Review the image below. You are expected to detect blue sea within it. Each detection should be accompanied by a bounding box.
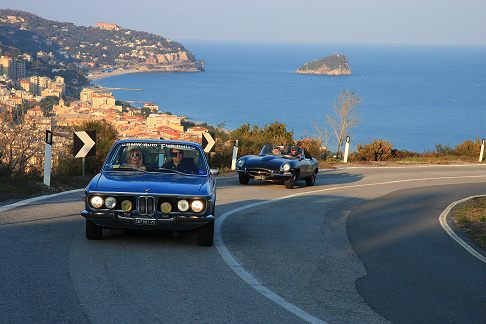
[95,41,486,152]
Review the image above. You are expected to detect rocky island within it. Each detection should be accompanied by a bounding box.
[296,54,351,76]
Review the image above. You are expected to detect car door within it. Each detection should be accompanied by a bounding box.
[299,150,312,177]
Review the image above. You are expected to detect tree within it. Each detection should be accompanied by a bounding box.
[57,120,119,176]
[326,91,361,157]
[0,108,44,176]
[77,120,118,175]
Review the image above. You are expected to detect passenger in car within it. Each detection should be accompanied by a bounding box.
[121,148,146,170]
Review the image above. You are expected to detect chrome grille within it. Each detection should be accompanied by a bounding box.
[138,196,155,216]
[248,168,273,177]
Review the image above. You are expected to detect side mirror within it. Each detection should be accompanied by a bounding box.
[210,168,219,176]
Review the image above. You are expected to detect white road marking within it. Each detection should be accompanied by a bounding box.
[334,164,486,170]
[439,196,486,264]
[0,189,84,213]
[216,174,486,323]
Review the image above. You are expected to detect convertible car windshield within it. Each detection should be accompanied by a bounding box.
[259,144,302,159]
[102,142,208,175]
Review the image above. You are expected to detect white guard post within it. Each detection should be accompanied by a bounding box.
[231,140,239,170]
[43,130,53,186]
[343,136,350,163]
[480,139,485,162]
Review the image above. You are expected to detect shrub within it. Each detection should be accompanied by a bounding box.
[391,149,420,159]
[434,144,455,156]
[356,139,393,161]
[455,139,481,157]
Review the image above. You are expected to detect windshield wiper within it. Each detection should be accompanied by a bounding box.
[107,167,147,172]
[155,167,186,175]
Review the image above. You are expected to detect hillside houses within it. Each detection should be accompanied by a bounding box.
[51,87,208,141]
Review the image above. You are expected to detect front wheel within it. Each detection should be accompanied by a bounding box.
[306,173,316,186]
[197,222,214,246]
[284,173,296,189]
[239,174,250,185]
[86,220,103,240]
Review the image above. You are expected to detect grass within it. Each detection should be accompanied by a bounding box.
[452,197,486,248]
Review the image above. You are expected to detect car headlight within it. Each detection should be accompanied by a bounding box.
[104,196,116,209]
[90,196,103,208]
[121,200,133,212]
[160,202,172,213]
[177,199,189,212]
[282,163,291,172]
[191,200,204,213]
[236,159,244,168]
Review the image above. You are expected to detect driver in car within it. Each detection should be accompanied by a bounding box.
[288,146,299,158]
[162,148,196,173]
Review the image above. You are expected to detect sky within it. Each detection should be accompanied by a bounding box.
[1,0,485,44]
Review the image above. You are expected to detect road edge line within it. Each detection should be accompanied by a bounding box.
[439,196,486,264]
[0,188,85,213]
[215,199,326,324]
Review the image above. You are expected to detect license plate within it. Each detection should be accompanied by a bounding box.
[254,175,266,180]
[134,218,157,225]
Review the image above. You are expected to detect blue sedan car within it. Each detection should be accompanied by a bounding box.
[81,139,217,246]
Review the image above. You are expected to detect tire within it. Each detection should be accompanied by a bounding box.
[306,172,316,186]
[197,222,214,246]
[285,173,296,189]
[86,219,103,240]
[239,174,250,185]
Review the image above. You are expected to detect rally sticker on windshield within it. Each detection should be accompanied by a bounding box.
[120,143,196,150]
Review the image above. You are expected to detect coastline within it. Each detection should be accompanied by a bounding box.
[89,69,142,82]
[88,62,205,82]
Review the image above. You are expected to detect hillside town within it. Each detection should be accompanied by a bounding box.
[0,52,209,173]
[0,10,204,75]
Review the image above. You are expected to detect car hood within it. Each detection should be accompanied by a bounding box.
[88,172,213,196]
[241,155,290,170]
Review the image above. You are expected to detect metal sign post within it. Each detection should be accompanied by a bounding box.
[82,157,86,177]
[43,130,53,186]
[231,140,239,170]
[480,139,485,162]
[343,136,350,163]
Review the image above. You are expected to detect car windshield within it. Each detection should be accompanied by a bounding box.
[103,142,208,175]
[259,144,303,159]
[260,144,286,156]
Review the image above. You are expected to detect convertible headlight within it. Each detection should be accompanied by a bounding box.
[121,200,133,212]
[104,196,116,209]
[282,163,291,172]
[160,202,172,214]
[177,199,190,212]
[90,196,103,208]
[236,159,244,168]
[191,200,204,213]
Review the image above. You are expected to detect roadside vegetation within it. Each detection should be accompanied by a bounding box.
[451,197,486,248]
[1,90,485,223]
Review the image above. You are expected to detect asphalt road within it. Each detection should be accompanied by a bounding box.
[1,165,485,323]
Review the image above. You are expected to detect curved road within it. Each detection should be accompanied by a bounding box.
[0,165,485,323]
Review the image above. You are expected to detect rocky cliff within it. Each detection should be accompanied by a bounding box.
[296,54,351,76]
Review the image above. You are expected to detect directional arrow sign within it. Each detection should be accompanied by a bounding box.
[202,132,216,153]
[73,131,96,158]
